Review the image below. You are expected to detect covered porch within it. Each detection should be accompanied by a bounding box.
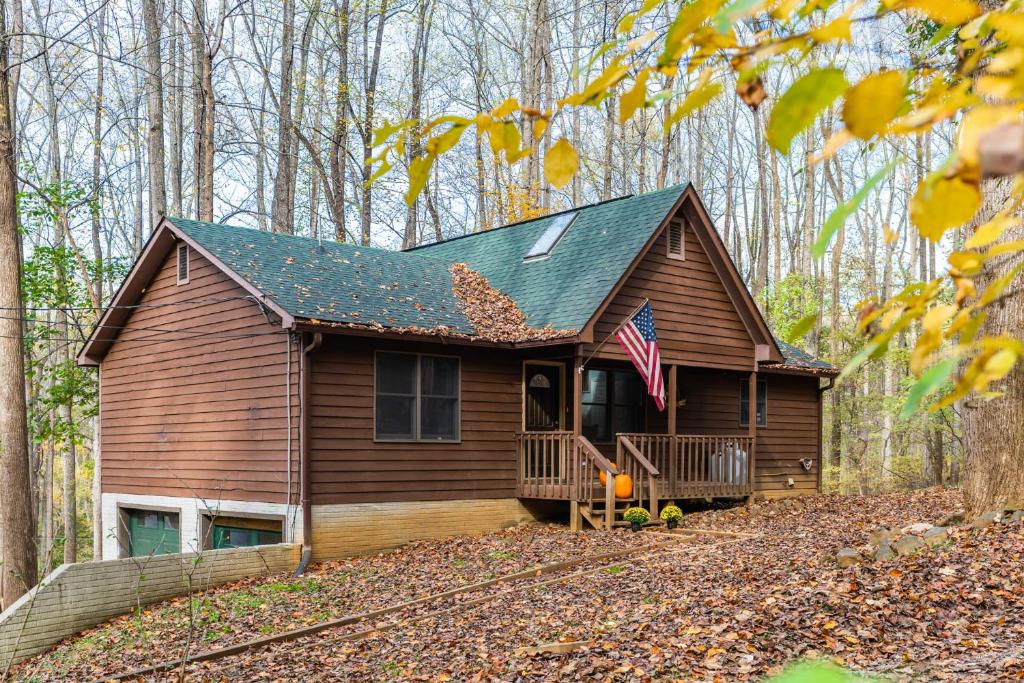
[515,356,758,529]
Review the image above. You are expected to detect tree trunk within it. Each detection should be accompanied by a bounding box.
[963,177,1024,515]
[359,0,388,246]
[143,0,166,231]
[271,0,296,234]
[0,6,36,607]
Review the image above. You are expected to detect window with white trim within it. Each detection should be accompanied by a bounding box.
[176,243,190,284]
[375,352,460,441]
[666,221,684,260]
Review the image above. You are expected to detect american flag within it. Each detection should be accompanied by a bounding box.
[614,301,666,411]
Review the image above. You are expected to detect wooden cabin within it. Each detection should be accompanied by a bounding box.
[78,185,837,561]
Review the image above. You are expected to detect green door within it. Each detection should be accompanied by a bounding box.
[127,509,180,557]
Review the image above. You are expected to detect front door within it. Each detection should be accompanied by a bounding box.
[524,363,563,431]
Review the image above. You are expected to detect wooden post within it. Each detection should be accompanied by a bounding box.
[605,474,615,531]
[573,351,584,531]
[747,370,757,505]
[667,364,677,435]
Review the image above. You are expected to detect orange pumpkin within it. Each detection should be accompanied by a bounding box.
[599,469,608,487]
[614,473,633,499]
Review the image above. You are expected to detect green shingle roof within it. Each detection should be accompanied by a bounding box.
[411,185,685,330]
[169,218,476,333]
[170,185,686,336]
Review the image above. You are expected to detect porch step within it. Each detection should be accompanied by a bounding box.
[578,499,644,530]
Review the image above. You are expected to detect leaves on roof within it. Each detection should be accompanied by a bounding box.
[449,262,577,342]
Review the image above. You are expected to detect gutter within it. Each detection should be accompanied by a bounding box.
[295,331,323,576]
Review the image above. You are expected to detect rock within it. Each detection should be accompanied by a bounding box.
[868,527,895,546]
[837,547,862,568]
[895,535,926,556]
[938,511,965,527]
[923,526,949,546]
[972,510,1003,529]
[902,522,933,535]
[874,540,895,562]
[1009,510,1024,525]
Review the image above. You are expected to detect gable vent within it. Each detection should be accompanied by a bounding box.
[176,243,190,284]
[667,221,684,260]
[524,211,578,261]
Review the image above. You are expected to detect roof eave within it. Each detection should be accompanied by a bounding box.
[292,319,581,349]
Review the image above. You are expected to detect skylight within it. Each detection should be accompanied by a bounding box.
[524,212,578,261]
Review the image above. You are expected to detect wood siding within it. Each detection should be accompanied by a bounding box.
[585,219,756,371]
[309,337,525,505]
[99,247,298,503]
[676,367,820,495]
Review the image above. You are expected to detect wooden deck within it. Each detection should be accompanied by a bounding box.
[515,431,754,519]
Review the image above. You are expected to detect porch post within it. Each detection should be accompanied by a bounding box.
[747,370,757,504]
[571,349,584,531]
[667,364,677,435]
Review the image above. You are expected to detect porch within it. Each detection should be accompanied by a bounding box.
[514,432,753,529]
[516,357,758,530]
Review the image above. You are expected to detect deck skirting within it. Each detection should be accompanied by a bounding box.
[310,498,541,560]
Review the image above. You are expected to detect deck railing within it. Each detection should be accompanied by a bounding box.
[516,432,753,509]
[616,433,754,499]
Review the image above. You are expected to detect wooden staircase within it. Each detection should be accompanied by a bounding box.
[578,498,636,530]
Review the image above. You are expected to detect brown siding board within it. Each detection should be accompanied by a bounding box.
[679,368,820,495]
[309,337,523,505]
[585,221,756,371]
[100,247,297,504]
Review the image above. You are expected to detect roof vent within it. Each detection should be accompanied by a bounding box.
[524,212,578,261]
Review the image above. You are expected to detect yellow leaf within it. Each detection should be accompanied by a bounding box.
[842,71,906,140]
[544,138,578,189]
[488,121,522,161]
[988,11,1024,44]
[978,348,1019,387]
[902,0,980,25]
[910,174,981,241]
[883,224,899,245]
[922,304,956,335]
[405,154,434,206]
[667,78,722,130]
[810,15,852,43]
[823,620,838,630]
[767,68,849,153]
[812,129,852,164]
[965,214,1017,249]
[491,97,520,119]
[957,105,1020,168]
[979,261,1024,306]
[620,70,650,124]
[532,118,548,141]
[949,250,982,274]
[954,277,976,305]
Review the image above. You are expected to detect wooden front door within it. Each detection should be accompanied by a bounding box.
[524,363,564,431]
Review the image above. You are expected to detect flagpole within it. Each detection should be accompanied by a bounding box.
[577,298,650,373]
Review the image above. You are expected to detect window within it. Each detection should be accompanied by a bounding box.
[582,368,646,444]
[739,380,767,428]
[666,221,684,260]
[524,212,578,261]
[212,525,283,549]
[176,243,190,284]
[124,508,180,557]
[375,352,460,441]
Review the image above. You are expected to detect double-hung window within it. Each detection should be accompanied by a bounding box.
[375,352,460,441]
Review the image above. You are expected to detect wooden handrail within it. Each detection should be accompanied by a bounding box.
[577,435,618,474]
[616,435,660,477]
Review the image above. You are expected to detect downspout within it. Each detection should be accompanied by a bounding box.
[817,376,835,494]
[295,332,323,576]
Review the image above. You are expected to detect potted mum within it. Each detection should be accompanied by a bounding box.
[623,507,651,532]
[660,504,683,530]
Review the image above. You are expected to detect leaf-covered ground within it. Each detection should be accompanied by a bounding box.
[13,488,1024,682]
